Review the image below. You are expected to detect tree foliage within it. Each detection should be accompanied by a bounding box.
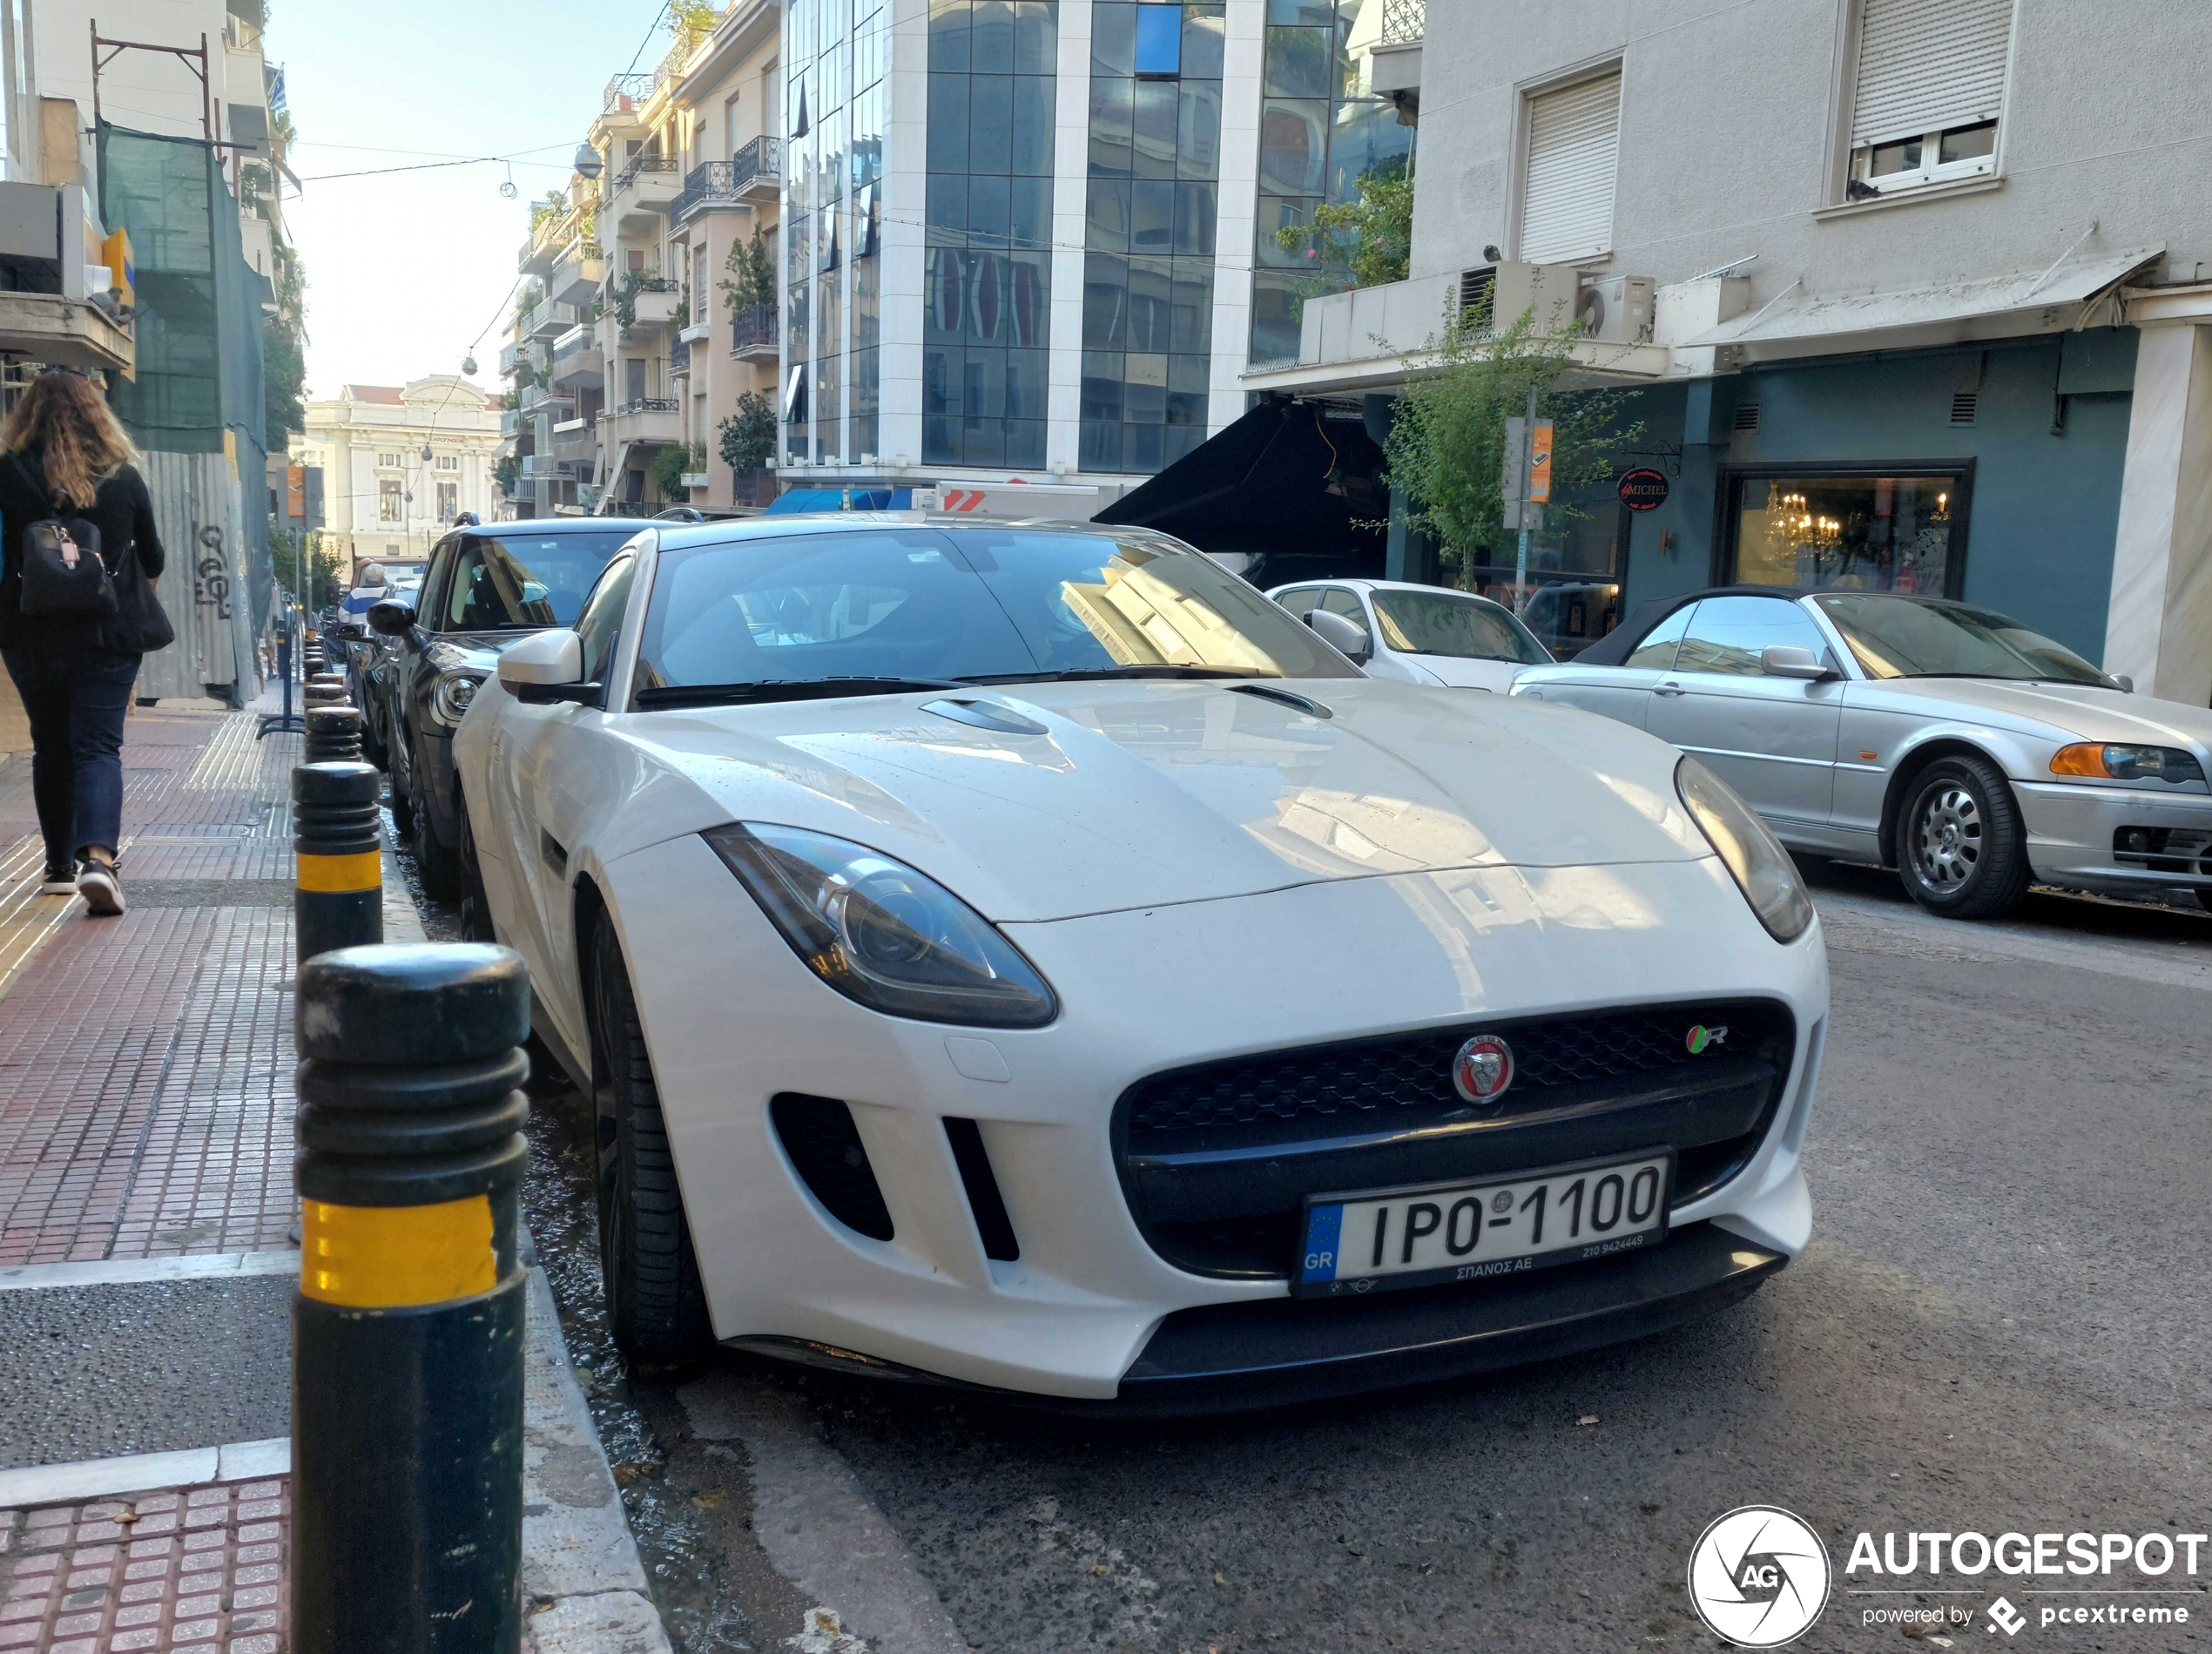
[263,309,307,454]
[720,226,776,314]
[492,453,519,498]
[650,442,704,501]
[271,527,343,610]
[1380,300,1643,585]
[719,391,776,471]
[1274,159,1413,291]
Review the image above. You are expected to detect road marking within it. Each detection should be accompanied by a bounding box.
[0,1437,288,1504]
[0,1248,299,1292]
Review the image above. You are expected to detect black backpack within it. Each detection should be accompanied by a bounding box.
[10,455,116,618]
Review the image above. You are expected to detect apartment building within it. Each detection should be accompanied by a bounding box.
[1257,0,2212,697]
[0,0,289,705]
[775,0,1414,510]
[497,2,783,519]
[293,380,502,581]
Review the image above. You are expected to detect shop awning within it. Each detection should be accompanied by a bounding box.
[765,487,914,513]
[1093,399,1387,585]
[1685,245,2165,362]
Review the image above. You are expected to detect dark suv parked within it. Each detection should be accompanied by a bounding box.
[367,518,650,898]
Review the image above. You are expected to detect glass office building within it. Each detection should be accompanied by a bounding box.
[781,0,1409,487]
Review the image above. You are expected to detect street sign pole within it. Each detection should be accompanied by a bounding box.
[1514,388,1534,612]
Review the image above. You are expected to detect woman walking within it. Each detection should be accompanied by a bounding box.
[0,368,172,915]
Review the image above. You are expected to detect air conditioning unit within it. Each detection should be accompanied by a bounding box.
[1576,276,1656,343]
[1461,261,1579,333]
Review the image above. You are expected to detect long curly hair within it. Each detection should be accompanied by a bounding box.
[0,370,138,509]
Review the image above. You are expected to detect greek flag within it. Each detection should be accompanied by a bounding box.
[267,65,288,115]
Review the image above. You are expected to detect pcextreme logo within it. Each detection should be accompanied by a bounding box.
[1688,1506,1832,1647]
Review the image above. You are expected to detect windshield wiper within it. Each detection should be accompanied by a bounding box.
[981,665,1273,683]
[635,675,969,707]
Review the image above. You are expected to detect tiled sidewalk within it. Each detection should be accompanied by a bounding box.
[0,1479,288,1654]
[0,710,302,1265]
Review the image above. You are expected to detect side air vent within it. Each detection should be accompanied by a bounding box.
[771,1094,894,1240]
[1950,390,1979,425]
[943,1117,1021,1262]
[1732,402,1761,431]
[1459,265,1497,329]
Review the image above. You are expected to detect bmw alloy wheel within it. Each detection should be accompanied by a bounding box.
[1912,783,1981,890]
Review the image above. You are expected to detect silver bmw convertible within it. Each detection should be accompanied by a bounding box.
[1510,586,2212,919]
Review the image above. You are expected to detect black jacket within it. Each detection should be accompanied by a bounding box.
[0,451,170,654]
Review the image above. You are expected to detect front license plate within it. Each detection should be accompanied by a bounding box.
[1294,1151,1674,1298]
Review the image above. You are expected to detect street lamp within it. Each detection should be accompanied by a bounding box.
[573,142,604,181]
[461,353,478,376]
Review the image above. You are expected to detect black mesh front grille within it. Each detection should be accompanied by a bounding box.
[1115,1001,1795,1279]
[1127,1005,1772,1139]
[772,1093,894,1241]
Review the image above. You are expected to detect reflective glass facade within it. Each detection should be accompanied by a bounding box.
[1249,0,1414,365]
[786,0,887,465]
[1082,3,1224,475]
[923,1,1059,469]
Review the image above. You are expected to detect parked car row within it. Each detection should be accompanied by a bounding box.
[423,514,1825,1408]
[383,509,2212,1410]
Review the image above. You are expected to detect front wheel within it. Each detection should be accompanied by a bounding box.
[407,739,462,901]
[588,918,711,1367]
[1897,756,2031,919]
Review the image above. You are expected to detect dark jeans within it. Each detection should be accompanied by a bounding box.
[2,645,141,868]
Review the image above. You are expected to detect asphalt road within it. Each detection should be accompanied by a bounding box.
[494,859,2212,1654]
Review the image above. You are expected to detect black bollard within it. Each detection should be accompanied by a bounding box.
[305,704,365,766]
[294,760,383,965]
[292,942,530,1654]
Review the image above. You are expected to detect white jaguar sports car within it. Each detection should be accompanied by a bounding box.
[452,516,1829,1408]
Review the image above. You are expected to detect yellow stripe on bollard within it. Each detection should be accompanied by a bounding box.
[300,1195,498,1307]
[296,850,382,893]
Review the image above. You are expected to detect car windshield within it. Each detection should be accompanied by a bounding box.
[1814,594,2114,685]
[1369,589,1552,665]
[442,532,637,631]
[634,525,1359,690]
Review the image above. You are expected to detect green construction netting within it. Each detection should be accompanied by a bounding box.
[97,122,271,624]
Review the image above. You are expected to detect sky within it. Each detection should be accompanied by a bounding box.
[273,0,681,401]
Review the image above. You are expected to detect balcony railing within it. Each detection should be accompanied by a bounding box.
[603,72,651,113]
[614,154,680,191]
[1380,0,1424,42]
[730,134,783,199]
[521,456,577,481]
[731,302,778,358]
[610,397,679,415]
[672,160,736,221]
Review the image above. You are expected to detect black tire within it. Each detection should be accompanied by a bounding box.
[1897,755,2031,919]
[387,730,415,835]
[456,792,496,943]
[357,685,388,770]
[587,918,711,1367]
[407,739,462,901]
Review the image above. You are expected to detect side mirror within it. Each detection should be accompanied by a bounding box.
[499,629,601,705]
[1762,644,1838,681]
[367,599,418,638]
[1303,608,1372,665]
[2114,674,2134,693]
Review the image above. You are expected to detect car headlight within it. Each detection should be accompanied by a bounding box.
[704,823,1059,1027]
[2049,742,2207,786]
[431,671,484,725]
[1675,757,1815,942]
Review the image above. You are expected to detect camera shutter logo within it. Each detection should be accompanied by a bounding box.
[1687,1506,1831,1647]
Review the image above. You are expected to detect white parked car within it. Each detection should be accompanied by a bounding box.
[1264,577,1554,691]
[1513,586,2212,919]
[455,517,1829,1407]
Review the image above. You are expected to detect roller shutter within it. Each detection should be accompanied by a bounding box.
[1851,0,2013,149]
[1520,71,1622,266]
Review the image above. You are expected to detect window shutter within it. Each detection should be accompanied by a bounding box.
[1520,71,1622,266]
[1851,0,2012,149]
